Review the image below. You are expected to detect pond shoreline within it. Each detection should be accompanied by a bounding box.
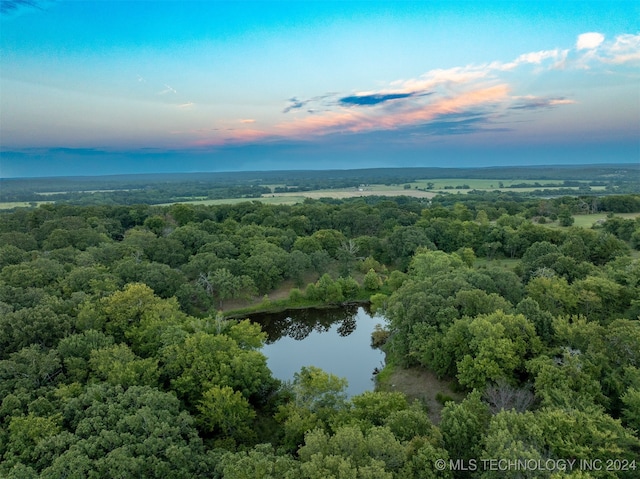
[227,297,461,421]
[251,305,384,397]
[223,298,371,320]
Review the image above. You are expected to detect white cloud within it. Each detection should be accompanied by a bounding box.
[159,84,177,95]
[499,49,567,71]
[604,33,640,64]
[576,32,605,50]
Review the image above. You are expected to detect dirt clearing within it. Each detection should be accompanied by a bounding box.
[377,366,463,424]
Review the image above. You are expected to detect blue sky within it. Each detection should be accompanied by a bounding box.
[1,0,638,177]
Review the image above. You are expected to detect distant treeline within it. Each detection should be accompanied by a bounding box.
[2,164,638,204]
[0,183,270,204]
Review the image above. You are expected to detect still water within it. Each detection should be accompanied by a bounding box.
[250,305,386,397]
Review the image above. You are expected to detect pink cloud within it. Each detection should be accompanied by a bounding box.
[548,98,576,106]
[390,66,490,93]
[273,84,509,139]
[193,128,269,146]
[187,31,633,148]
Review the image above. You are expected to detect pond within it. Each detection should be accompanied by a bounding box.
[249,305,386,397]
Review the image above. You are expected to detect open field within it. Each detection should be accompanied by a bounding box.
[268,187,436,200]
[0,201,53,210]
[405,178,606,194]
[37,189,140,196]
[0,175,616,210]
[433,186,606,194]
[572,212,640,227]
[157,195,309,207]
[412,178,569,189]
[156,187,437,207]
[543,212,640,229]
[264,183,605,201]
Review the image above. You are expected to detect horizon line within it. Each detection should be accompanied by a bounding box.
[2,162,638,181]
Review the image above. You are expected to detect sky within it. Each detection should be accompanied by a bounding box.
[0,0,638,178]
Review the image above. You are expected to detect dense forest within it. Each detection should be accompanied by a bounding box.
[1,191,639,477]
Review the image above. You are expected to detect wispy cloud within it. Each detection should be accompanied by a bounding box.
[568,32,640,68]
[283,94,334,113]
[497,49,569,71]
[510,96,577,110]
[599,33,640,64]
[339,92,416,106]
[273,84,509,139]
[194,30,637,148]
[283,97,307,113]
[408,112,511,137]
[0,0,51,15]
[158,84,177,95]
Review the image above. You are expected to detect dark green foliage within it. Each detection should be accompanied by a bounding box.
[38,384,216,478]
[0,190,639,477]
[0,345,63,399]
[0,303,73,358]
[435,392,455,405]
[440,391,490,463]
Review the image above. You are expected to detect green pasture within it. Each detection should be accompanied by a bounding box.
[405,178,604,194]
[540,212,640,230]
[0,201,52,210]
[411,178,570,189]
[157,195,307,207]
[571,212,640,228]
[0,177,610,210]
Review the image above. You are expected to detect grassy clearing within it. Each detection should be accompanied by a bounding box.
[157,195,308,207]
[266,187,436,200]
[37,189,140,195]
[541,212,640,229]
[0,201,52,210]
[413,178,567,189]
[399,178,603,196]
[572,212,640,228]
[474,258,520,270]
[375,362,463,424]
[434,186,602,195]
[170,185,437,206]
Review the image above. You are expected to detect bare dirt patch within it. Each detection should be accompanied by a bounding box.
[377,367,463,424]
[221,273,322,312]
[222,280,297,311]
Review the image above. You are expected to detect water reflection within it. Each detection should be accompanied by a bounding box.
[250,304,362,343]
[336,314,357,337]
[249,305,384,397]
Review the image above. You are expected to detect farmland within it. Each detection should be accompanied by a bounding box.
[1,164,637,209]
[1,180,603,210]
